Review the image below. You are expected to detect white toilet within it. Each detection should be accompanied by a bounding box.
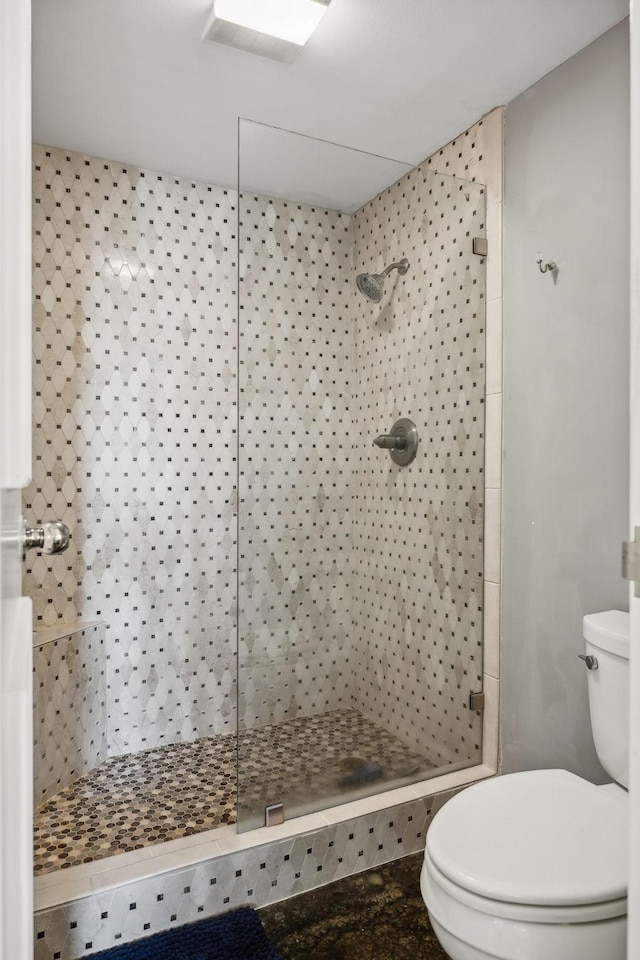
[421,610,629,960]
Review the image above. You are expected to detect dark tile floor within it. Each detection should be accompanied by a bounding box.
[260,853,450,960]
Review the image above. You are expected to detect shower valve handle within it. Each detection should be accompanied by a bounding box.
[374,434,407,450]
[373,418,419,467]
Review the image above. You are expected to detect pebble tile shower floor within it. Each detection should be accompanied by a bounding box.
[35,709,433,875]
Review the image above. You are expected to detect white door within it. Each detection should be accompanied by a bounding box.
[0,1,33,957]
[630,2,640,956]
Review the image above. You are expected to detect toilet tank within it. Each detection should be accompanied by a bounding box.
[583,610,630,788]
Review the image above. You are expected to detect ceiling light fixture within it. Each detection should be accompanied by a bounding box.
[202,0,331,63]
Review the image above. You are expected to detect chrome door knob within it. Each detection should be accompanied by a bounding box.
[24,520,71,555]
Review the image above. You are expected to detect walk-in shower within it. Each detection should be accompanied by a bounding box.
[27,120,487,876]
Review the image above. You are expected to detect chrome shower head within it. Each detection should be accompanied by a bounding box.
[356,258,409,303]
[356,272,384,303]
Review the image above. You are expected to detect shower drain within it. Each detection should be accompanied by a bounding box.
[339,756,367,771]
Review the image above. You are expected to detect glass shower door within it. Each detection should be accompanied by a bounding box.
[237,120,487,831]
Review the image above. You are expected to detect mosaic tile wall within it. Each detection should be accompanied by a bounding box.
[34,787,459,960]
[417,109,505,754]
[237,193,355,729]
[26,150,358,756]
[423,107,505,720]
[33,622,108,804]
[25,146,238,754]
[26,111,502,777]
[350,167,486,765]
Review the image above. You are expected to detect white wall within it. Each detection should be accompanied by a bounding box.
[502,21,630,781]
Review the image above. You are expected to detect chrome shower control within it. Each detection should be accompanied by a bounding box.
[578,653,598,670]
[373,418,418,466]
[24,520,71,556]
[374,434,407,451]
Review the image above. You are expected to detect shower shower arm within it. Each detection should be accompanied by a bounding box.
[379,258,409,280]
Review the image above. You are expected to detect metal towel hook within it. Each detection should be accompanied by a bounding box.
[537,258,557,274]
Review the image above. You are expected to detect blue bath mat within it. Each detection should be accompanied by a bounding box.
[87,907,284,960]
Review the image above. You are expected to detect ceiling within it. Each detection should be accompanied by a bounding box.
[32,0,627,205]
[239,120,412,211]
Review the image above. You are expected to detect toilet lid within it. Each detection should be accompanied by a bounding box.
[427,769,628,907]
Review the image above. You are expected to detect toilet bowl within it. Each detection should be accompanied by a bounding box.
[421,611,630,960]
[421,769,627,960]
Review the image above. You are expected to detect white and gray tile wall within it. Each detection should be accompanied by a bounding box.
[350,167,486,766]
[27,111,502,764]
[26,146,238,755]
[33,621,107,803]
[429,109,505,765]
[237,193,355,729]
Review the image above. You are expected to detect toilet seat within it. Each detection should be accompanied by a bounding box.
[423,849,627,925]
[426,769,628,911]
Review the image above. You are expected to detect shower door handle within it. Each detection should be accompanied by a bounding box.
[23,520,71,556]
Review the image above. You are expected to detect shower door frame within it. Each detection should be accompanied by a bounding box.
[0,0,33,957]
[628,1,640,953]
[235,119,493,832]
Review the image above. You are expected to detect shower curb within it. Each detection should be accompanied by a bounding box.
[33,772,491,960]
